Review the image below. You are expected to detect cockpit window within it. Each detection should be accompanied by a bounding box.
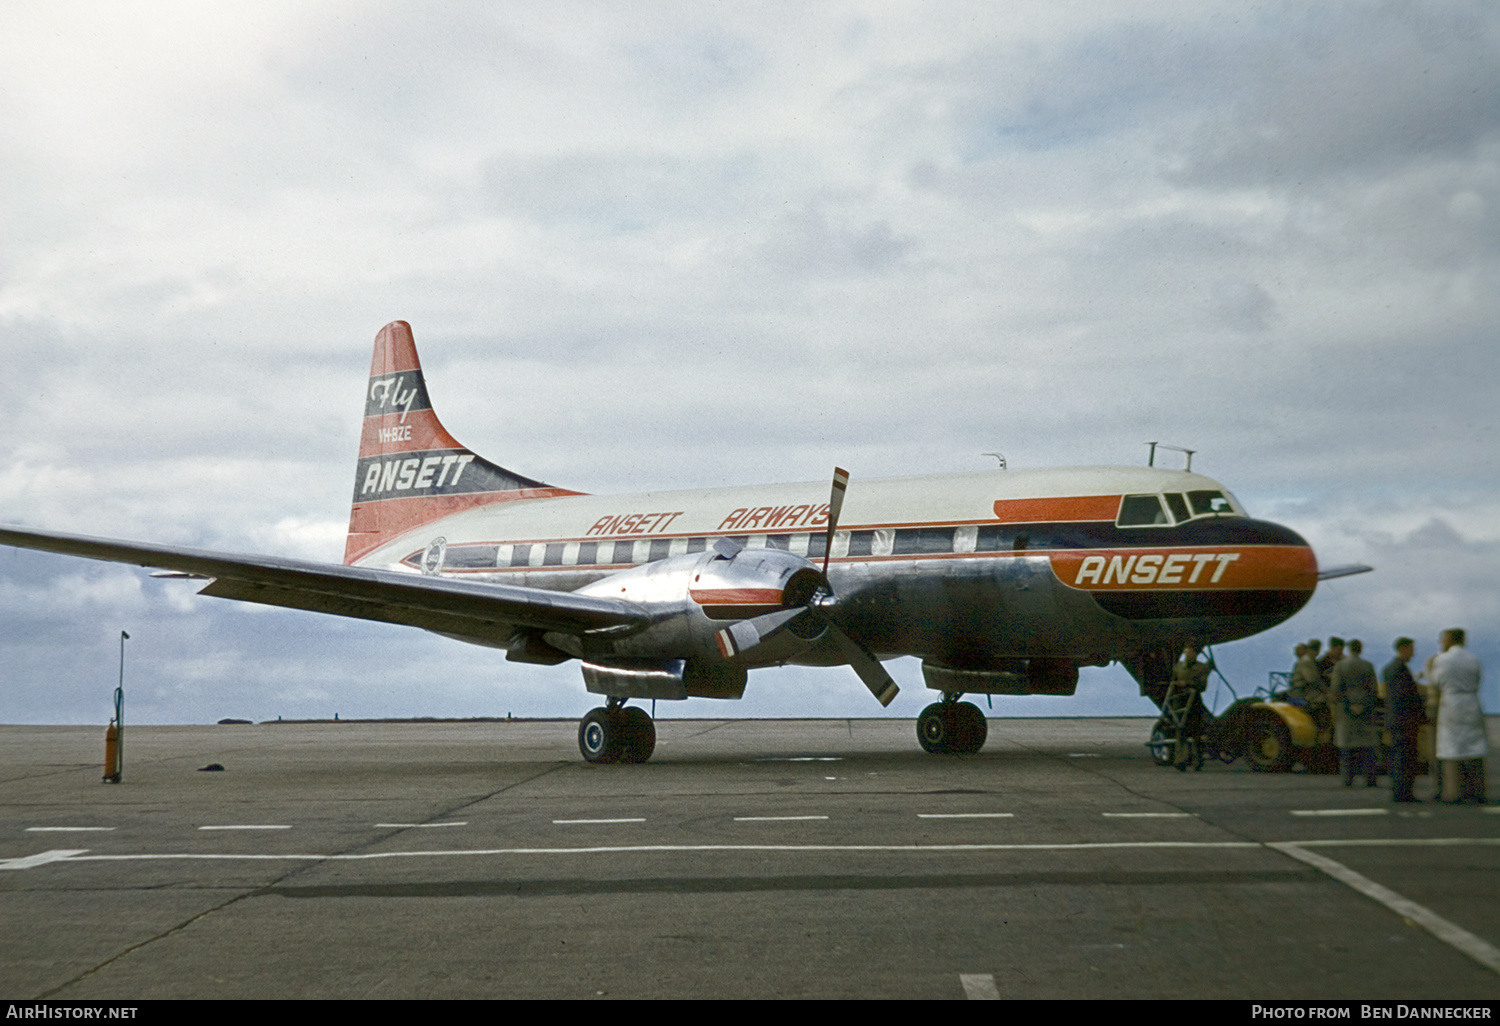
[1163,493,1190,523]
[1188,490,1236,516]
[1117,494,1169,527]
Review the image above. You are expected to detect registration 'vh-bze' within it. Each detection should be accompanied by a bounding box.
[0,321,1360,764]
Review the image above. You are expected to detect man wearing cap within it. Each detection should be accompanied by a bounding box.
[1318,637,1346,687]
[1329,639,1380,787]
[1382,637,1422,803]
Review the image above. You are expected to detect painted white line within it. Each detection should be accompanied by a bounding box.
[917,813,1014,819]
[960,973,1000,1000]
[1484,807,1499,814]
[1290,808,1388,817]
[376,822,468,828]
[552,818,645,825]
[48,841,1264,865]
[1287,838,1500,849]
[1066,753,1101,758]
[1102,813,1195,818]
[734,816,829,822]
[1268,842,1500,978]
[758,757,842,762]
[0,849,89,870]
[26,827,116,832]
[198,825,292,831]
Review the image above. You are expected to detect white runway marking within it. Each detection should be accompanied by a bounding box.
[552,818,646,825]
[1102,813,1194,818]
[1269,841,1500,978]
[376,822,468,828]
[960,973,1000,1000]
[25,827,116,832]
[733,816,829,821]
[199,825,292,830]
[1291,808,1388,817]
[1066,753,1101,758]
[917,813,1014,819]
[758,757,842,762]
[21,840,1264,865]
[0,849,90,870]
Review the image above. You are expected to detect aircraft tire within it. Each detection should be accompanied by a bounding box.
[1246,713,1292,773]
[917,703,951,754]
[949,702,988,754]
[1149,723,1174,767]
[618,707,656,764]
[579,707,623,764]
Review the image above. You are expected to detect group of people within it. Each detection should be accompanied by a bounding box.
[1289,630,1487,804]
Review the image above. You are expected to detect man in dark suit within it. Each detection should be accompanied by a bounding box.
[1382,637,1422,803]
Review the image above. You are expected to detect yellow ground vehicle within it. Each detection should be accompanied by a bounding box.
[1150,672,1341,772]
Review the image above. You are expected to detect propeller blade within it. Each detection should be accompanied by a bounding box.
[714,607,809,659]
[821,466,849,579]
[829,626,899,707]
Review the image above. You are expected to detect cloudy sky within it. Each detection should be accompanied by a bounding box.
[2,2,1497,726]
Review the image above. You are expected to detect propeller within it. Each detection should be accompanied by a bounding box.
[715,468,898,706]
[812,467,899,707]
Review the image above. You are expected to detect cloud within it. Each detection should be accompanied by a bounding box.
[1,3,1497,726]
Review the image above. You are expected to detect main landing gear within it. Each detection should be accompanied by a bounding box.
[578,700,657,764]
[917,695,988,755]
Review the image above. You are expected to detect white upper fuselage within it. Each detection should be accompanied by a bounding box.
[358,465,1243,579]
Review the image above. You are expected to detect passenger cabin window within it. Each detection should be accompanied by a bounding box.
[892,528,955,555]
[1117,494,1169,527]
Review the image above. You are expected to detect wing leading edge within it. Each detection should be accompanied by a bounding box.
[0,526,647,646]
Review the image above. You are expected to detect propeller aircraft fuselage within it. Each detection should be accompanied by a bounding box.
[1,322,1326,762]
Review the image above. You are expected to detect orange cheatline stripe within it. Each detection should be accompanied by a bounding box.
[992,495,1120,523]
[690,588,784,606]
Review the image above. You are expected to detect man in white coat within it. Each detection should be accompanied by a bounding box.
[1432,628,1486,804]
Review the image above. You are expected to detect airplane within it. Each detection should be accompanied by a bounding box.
[0,321,1360,763]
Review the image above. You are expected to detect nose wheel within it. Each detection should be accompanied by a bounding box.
[578,702,657,764]
[917,698,987,754]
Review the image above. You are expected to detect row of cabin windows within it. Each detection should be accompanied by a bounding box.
[430,526,1039,570]
[425,493,1242,570]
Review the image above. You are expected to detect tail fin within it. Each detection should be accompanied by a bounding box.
[344,321,579,564]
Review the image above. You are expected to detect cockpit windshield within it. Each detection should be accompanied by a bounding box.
[1118,490,1245,528]
[1186,490,1237,517]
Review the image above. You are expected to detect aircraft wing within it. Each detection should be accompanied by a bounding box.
[0,525,648,646]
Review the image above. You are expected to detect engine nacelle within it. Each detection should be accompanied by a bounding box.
[544,543,827,694]
[922,657,1080,696]
[580,658,748,701]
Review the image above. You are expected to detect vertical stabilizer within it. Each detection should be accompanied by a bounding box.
[344,321,579,564]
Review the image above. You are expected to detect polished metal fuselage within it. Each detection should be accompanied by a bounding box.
[357,465,1318,672]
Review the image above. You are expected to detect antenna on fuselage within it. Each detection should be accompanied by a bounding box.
[1146,442,1195,472]
[983,453,1007,469]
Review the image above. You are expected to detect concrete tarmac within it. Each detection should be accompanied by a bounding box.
[2,717,1497,1000]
